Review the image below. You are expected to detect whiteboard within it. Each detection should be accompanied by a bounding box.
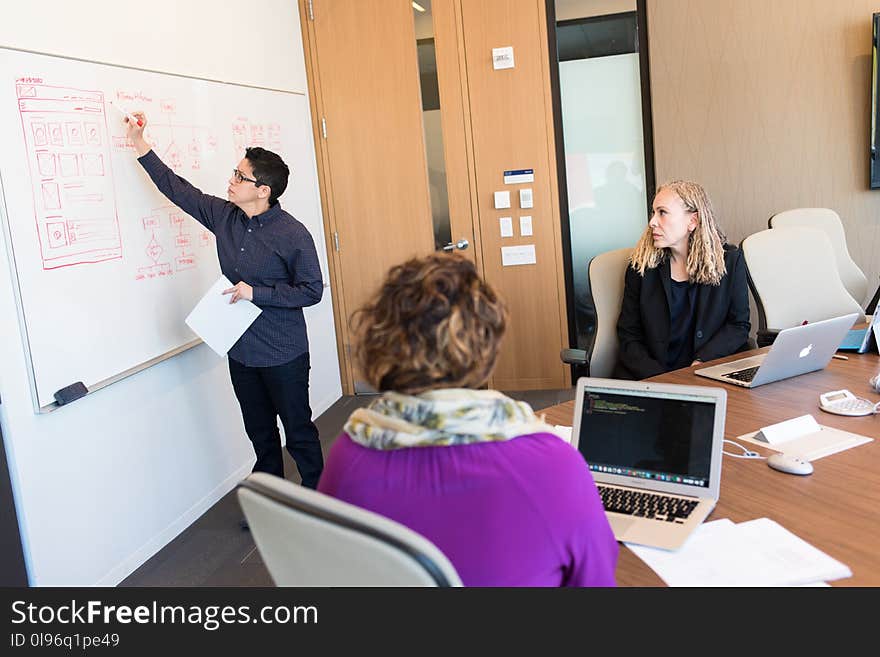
[0,48,332,410]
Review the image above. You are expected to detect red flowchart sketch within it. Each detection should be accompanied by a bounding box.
[134,204,201,280]
[48,122,63,146]
[84,122,101,146]
[65,122,83,145]
[32,122,48,146]
[135,262,172,281]
[81,153,105,176]
[46,221,67,249]
[41,182,60,210]
[268,123,281,150]
[145,233,163,263]
[175,255,196,271]
[17,81,122,269]
[36,152,56,177]
[59,153,79,177]
[250,123,265,146]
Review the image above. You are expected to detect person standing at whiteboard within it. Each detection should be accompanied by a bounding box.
[124,112,325,494]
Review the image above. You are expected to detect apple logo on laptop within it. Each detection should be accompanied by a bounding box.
[799,343,813,358]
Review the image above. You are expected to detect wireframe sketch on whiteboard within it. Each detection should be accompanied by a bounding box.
[17,81,122,269]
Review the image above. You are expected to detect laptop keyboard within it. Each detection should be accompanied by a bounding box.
[722,365,760,382]
[597,485,698,523]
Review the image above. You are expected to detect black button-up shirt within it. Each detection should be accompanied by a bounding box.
[138,150,323,367]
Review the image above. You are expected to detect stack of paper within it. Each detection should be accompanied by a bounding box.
[626,518,851,586]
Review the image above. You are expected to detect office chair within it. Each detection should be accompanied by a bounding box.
[768,208,869,306]
[561,247,632,377]
[741,226,865,346]
[237,472,462,587]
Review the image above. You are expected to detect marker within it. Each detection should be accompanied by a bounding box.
[831,354,848,360]
[108,101,143,127]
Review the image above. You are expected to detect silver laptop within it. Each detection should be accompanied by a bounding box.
[694,313,859,388]
[571,377,726,551]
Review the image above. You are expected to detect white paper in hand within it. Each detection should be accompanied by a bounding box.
[185,276,262,356]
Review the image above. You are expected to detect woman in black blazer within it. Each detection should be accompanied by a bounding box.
[614,180,750,380]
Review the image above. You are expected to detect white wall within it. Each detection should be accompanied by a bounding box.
[0,0,341,585]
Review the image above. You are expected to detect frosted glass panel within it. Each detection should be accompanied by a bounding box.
[559,52,647,349]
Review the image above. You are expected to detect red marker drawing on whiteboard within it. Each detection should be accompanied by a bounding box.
[109,101,143,127]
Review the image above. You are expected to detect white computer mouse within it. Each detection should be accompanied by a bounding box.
[767,453,814,476]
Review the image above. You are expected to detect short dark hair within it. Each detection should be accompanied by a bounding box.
[352,253,508,394]
[244,147,290,205]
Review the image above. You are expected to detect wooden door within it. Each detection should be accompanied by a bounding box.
[302,0,436,392]
[459,0,570,390]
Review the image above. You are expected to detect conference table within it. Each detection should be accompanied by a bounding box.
[542,348,880,586]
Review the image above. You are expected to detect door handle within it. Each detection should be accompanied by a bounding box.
[442,238,470,251]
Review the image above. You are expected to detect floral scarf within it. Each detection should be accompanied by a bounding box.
[344,388,565,450]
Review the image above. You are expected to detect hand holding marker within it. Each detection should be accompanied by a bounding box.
[109,100,143,127]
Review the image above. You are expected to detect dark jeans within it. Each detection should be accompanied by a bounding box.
[228,353,323,489]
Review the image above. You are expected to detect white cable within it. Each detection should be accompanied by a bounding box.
[722,439,766,459]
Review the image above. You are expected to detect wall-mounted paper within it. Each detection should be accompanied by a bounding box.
[494,190,511,209]
[499,216,513,237]
[501,244,537,266]
[520,215,533,236]
[492,46,515,70]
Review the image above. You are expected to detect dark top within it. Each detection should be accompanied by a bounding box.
[138,150,323,367]
[614,244,751,380]
[666,278,697,369]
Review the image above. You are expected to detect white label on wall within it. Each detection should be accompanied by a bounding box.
[492,46,515,70]
[519,188,533,208]
[519,215,533,236]
[501,244,536,267]
[499,216,513,238]
[504,168,534,184]
[494,190,511,209]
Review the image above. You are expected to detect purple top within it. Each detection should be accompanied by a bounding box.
[318,432,619,587]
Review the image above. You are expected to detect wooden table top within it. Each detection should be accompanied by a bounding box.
[542,349,880,586]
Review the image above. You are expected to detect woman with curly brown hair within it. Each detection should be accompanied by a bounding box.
[614,180,750,380]
[318,253,617,586]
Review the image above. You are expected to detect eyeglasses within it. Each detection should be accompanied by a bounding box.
[232,168,260,185]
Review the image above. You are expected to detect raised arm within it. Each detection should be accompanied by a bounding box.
[124,112,227,233]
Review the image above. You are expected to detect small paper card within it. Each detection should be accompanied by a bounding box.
[753,414,820,445]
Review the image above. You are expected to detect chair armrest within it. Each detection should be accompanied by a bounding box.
[560,348,588,365]
[756,329,780,348]
[866,276,880,316]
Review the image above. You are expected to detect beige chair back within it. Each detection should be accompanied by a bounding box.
[741,226,865,330]
[587,247,633,377]
[769,208,868,305]
[237,473,462,587]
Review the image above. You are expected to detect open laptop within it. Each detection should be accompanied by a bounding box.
[694,313,859,388]
[571,377,726,551]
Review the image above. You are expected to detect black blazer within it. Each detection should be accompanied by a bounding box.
[614,244,751,380]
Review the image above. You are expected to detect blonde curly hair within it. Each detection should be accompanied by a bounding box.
[630,180,728,285]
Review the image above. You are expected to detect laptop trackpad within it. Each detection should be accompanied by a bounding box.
[608,515,637,538]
